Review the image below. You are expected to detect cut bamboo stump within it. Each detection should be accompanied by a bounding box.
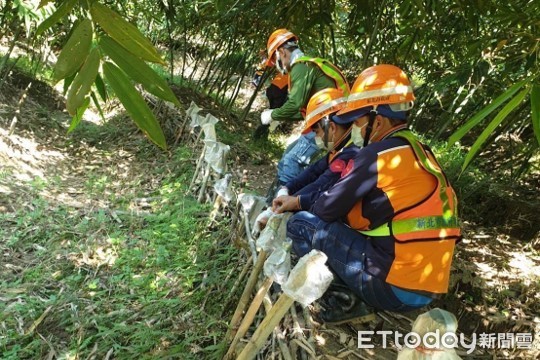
[236,250,333,360]
[223,250,268,346]
[236,293,295,360]
[197,162,212,202]
[189,146,207,191]
[224,277,273,359]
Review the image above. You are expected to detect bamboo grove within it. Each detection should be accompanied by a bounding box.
[0,0,539,177]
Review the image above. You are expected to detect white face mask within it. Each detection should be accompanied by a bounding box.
[351,123,368,147]
[314,122,335,151]
[315,136,327,150]
[275,51,287,74]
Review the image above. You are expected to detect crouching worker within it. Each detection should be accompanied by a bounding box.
[285,64,461,324]
[253,88,359,233]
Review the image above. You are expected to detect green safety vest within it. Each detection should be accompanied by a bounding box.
[295,56,350,96]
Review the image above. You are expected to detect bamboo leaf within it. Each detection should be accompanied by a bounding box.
[90,91,105,121]
[67,97,90,134]
[63,72,76,95]
[461,87,530,173]
[531,85,540,146]
[36,0,78,36]
[37,0,53,9]
[53,19,93,82]
[103,62,167,150]
[90,3,165,64]
[448,80,527,147]
[100,36,180,106]
[94,73,108,102]
[67,47,101,115]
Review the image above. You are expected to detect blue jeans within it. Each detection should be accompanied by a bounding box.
[287,211,433,312]
[277,133,319,185]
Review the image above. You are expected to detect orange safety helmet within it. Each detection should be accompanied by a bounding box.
[302,88,347,134]
[335,64,415,123]
[266,29,297,66]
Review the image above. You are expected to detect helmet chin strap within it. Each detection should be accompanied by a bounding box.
[363,107,378,148]
[323,116,330,147]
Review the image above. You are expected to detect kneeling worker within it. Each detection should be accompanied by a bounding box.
[284,64,461,324]
[254,88,359,231]
[272,88,360,212]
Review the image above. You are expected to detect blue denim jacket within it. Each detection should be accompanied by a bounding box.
[277,132,319,185]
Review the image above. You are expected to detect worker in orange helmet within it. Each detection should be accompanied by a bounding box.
[280,65,461,324]
[260,29,350,192]
[252,50,289,140]
[253,88,360,233]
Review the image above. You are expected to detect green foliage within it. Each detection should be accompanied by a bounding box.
[0,146,237,359]
[531,85,540,146]
[459,86,531,173]
[100,36,181,106]
[447,80,529,147]
[52,18,93,82]
[29,1,180,147]
[103,61,167,150]
[35,0,77,36]
[430,140,538,233]
[90,2,165,64]
[67,96,90,133]
[66,47,100,115]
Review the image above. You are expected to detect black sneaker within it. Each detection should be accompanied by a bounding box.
[319,287,376,325]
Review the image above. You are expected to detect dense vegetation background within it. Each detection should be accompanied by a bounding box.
[0,0,539,359]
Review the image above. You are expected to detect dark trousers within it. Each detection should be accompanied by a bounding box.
[287,211,432,311]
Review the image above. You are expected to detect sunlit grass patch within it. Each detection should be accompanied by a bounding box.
[0,142,240,359]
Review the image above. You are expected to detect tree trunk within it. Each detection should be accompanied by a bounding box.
[0,27,22,86]
[363,0,387,68]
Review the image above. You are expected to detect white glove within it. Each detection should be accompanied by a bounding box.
[261,109,274,125]
[252,208,274,237]
[269,120,280,132]
[276,187,289,198]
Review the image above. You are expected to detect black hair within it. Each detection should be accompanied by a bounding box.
[388,117,408,126]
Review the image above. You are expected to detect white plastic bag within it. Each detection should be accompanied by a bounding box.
[213,174,234,203]
[282,250,334,307]
[203,140,230,174]
[256,213,291,251]
[187,101,202,128]
[200,114,220,141]
[238,194,267,230]
[263,239,292,285]
[397,308,462,359]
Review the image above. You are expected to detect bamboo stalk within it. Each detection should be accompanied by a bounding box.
[224,277,273,359]
[237,294,295,360]
[197,162,212,202]
[9,82,32,135]
[173,111,191,146]
[290,305,310,360]
[223,250,268,346]
[275,327,293,360]
[208,195,223,223]
[189,146,207,191]
[222,255,253,314]
[239,67,271,123]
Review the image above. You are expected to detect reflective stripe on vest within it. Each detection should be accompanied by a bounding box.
[359,215,459,239]
[293,56,350,96]
[360,130,460,242]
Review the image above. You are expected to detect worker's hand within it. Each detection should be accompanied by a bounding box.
[272,195,300,214]
[252,208,274,237]
[260,109,273,125]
